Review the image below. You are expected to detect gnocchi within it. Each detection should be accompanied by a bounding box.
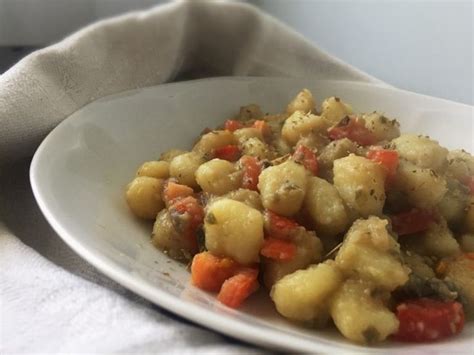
[333,154,386,217]
[125,176,164,219]
[125,88,473,344]
[258,160,309,216]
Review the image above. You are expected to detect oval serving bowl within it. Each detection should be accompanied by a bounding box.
[31,77,474,353]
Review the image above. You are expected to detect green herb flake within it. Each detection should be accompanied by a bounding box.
[362,327,380,344]
[205,212,217,224]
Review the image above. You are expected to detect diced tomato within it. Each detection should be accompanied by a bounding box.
[260,238,296,261]
[292,145,318,175]
[367,148,399,177]
[390,209,436,236]
[252,120,272,141]
[169,196,205,251]
[170,196,204,230]
[394,298,465,342]
[328,116,377,146]
[224,120,243,132]
[163,181,194,206]
[213,145,241,162]
[264,210,299,240]
[464,252,474,261]
[191,252,238,292]
[217,268,259,308]
[240,155,261,191]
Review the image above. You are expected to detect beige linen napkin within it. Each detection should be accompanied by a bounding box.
[0,1,379,353]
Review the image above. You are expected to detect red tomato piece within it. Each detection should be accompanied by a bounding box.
[252,120,272,141]
[390,209,436,236]
[169,196,205,251]
[367,148,399,187]
[260,238,296,261]
[217,268,259,308]
[240,155,261,191]
[328,116,377,146]
[191,252,238,292]
[163,180,194,206]
[264,210,299,240]
[292,145,318,175]
[367,148,399,176]
[394,298,465,342]
[224,119,243,132]
[214,145,241,162]
[170,196,204,230]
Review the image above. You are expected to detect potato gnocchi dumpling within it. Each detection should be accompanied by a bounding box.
[125,88,473,345]
[258,160,308,216]
[335,216,409,291]
[241,137,272,160]
[446,149,474,181]
[330,278,399,344]
[152,209,191,262]
[137,160,170,179]
[204,199,264,265]
[281,111,329,146]
[271,260,343,323]
[192,130,237,156]
[395,160,447,209]
[321,96,353,124]
[304,176,349,237]
[169,151,204,188]
[233,127,263,144]
[438,178,469,226]
[333,155,386,217]
[222,188,263,211]
[401,217,460,258]
[391,134,448,171]
[125,176,164,219]
[362,112,400,142]
[195,159,241,195]
[286,88,316,114]
[317,138,359,180]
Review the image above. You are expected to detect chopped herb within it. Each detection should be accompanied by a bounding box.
[205,212,217,224]
[362,327,380,344]
[283,182,300,191]
[338,115,351,126]
[197,227,207,252]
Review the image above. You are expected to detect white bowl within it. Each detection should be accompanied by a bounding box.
[30,77,474,353]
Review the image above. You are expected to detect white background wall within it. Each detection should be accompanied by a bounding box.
[256,0,473,105]
[0,0,472,104]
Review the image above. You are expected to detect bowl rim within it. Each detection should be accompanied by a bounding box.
[30,76,474,353]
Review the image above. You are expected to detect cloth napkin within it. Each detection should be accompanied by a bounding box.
[0,1,379,353]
